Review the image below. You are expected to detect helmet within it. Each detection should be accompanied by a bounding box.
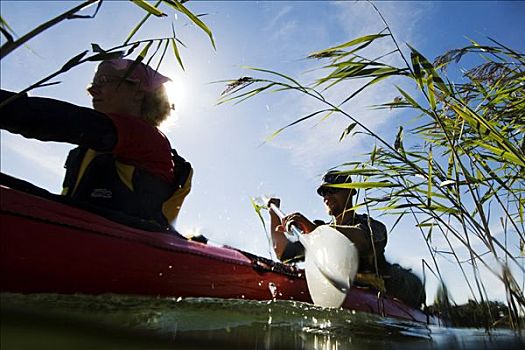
[316,170,353,196]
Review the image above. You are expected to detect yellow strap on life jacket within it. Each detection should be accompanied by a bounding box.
[355,272,386,292]
[115,161,135,191]
[162,167,193,222]
[62,148,98,196]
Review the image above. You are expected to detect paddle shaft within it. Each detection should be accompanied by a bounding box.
[268,203,303,240]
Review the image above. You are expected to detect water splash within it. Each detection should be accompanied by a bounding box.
[268,282,278,299]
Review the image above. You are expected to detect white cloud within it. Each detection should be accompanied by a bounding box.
[257,1,432,177]
[1,132,68,191]
[333,1,432,49]
[266,5,293,30]
[261,5,300,44]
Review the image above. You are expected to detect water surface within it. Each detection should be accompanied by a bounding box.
[1,293,523,349]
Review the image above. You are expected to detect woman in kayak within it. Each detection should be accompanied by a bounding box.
[268,170,426,308]
[0,58,192,230]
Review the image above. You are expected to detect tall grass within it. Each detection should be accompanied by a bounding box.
[220,6,524,329]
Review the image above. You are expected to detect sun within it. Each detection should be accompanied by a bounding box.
[160,79,185,132]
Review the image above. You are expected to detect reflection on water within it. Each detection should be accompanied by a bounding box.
[1,293,523,350]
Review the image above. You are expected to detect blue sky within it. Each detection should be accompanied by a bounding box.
[1,1,524,305]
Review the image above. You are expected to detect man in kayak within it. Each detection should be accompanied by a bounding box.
[268,170,426,308]
[0,58,192,230]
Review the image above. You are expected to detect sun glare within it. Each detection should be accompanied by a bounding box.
[160,80,185,132]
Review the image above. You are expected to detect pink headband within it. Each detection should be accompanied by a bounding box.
[98,58,170,92]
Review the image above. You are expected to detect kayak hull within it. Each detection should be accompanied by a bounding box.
[0,180,441,325]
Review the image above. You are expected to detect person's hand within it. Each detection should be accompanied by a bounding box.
[267,197,280,208]
[281,212,316,234]
[267,197,281,221]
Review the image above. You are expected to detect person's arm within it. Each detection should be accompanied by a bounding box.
[267,197,318,261]
[333,225,372,256]
[267,198,289,260]
[0,89,116,151]
[334,217,387,258]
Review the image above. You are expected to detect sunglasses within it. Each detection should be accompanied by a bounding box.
[89,74,137,88]
[318,186,343,197]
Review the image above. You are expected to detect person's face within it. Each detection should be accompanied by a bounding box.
[87,66,142,115]
[321,187,353,217]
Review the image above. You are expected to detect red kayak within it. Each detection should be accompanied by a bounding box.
[0,173,442,325]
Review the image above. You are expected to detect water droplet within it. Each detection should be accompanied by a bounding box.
[268,282,278,298]
[176,297,182,302]
[158,272,163,276]
[168,265,173,269]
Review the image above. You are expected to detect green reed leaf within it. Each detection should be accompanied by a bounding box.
[410,50,424,88]
[472,140,525,167]
[125,0,162,45]
[370,145,378,166]
[339,122,357,142]
[395,86,429,114]
[170,38,184,70]
[60,50,89,71]
[328,181,398,189]
[450,103,525,166]
[91,43,105,53]
[309,33,388,57]
[218,81,279,105]
[334,168,383,177]
[250,197,267,234]
[138,40,153,60]
[170,21,185,70]
[409,45,449,93]
[163,0,215,49]
[428,146,433,208]
[427,76,436,110]
[519,196,524,223]
[266,109,334,142]
[338,70,403,106]
[0,16,17,42]
[394,126,404,153]
[130,0,166,17]
[87,51,124,61]
[116,41,153,82]
[246,66,306,89]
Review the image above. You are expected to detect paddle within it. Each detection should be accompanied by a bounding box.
[268,203,359,308]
